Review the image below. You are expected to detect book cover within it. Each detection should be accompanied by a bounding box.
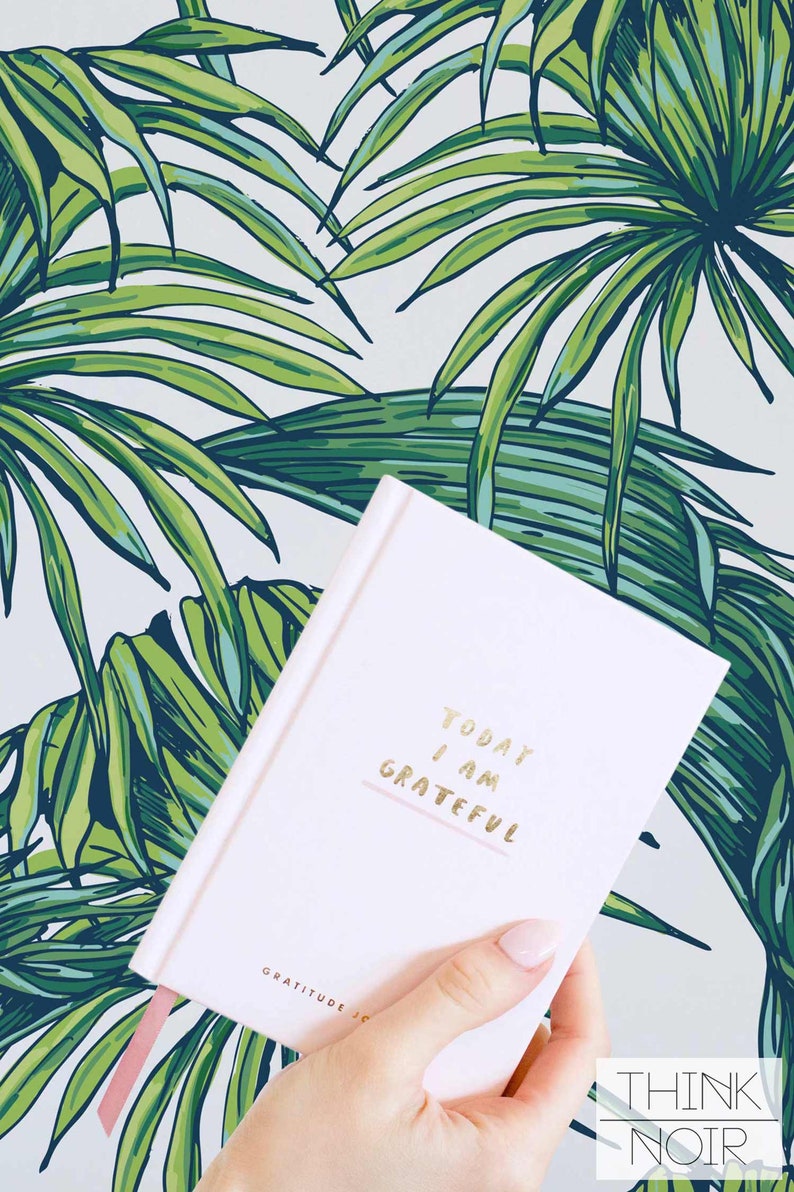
[130,475,729,1101]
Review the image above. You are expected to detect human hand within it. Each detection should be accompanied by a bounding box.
[197,921,609,1192]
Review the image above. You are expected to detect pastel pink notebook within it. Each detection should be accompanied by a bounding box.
[129,475,728,1102]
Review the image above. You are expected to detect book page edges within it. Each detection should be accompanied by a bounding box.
[130,475,413,984]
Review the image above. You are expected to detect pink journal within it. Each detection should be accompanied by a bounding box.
[128,475,729,1103]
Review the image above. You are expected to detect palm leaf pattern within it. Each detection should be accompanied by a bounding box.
[0,0,792,1187]
[322,0,794,592]
[326,0,645,133]
[0,578,316,1192]
[0,13,363,735]
[2,392,790,1185]
[629,1163,794,1190]
[0,14,340,288]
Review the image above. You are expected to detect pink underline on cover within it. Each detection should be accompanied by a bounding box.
[98,985,178,1136]
[362,781,510,857]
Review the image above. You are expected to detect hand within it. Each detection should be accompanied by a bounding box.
[197,921,609,1192]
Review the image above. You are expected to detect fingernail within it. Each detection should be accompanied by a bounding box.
[497,919,561,970]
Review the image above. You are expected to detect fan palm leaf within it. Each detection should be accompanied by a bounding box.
[322,0,794,595]
[0,15,364,737]
[331,0,399,84]
[324,0,636,146]
[0,13,337,289]
[0,579,315,1192]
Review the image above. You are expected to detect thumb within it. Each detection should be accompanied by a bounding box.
[358,920,561,1083]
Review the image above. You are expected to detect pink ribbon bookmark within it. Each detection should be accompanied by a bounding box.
[98,985,178,1136]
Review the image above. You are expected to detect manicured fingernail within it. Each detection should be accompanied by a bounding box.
[497,920,561,970]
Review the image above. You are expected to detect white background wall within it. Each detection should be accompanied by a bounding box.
[0,1,791,1188]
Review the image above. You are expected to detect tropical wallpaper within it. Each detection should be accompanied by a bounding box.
[0,0,791,1188]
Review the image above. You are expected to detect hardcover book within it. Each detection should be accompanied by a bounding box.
[130,475,729,1101]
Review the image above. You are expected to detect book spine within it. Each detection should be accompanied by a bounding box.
[131,475,413,983]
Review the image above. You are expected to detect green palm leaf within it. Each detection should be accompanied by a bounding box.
[39,243,305,301]
[0,314,362,398]
[174,0,235,80]
[602,279,666,590]
[322,0,620,163]
[0,55,120,285]
[0,404,165,587]
[322,0,504,152]
[40,997,149,1171]
[49,699,96,871]
[112,1011,211,1192]
[127,163,362,332]
[162,1016,236,1192]
[0,466,15,615]
[323,0,644,155]
[658,246,702,429]
[482,0,534,115]
[0,451,103,747]
[590,0,630,130]
[325,45,490,217]
[336,147,668,243]
[45,395,275,554]
[222,1029,276,1142]
[702,253,776,404]
[0,987,134,1143]
[529,0,592,145]
[30,47,174,251]
[0,578,316,1180]
[102,667,151,879]
[0,282,354,357]
[0,5,366,739]
[0,41,361,727]
[321,0,793,592]
[90,45,319,146]
[538,234,687,412]
[331,0,398,83]
[0,9,340,301]
[465,229,658,526]
[372,109,606,184]
[431,232,623,402]
[0,93,49,286]
[0,351,266,421]
[0,374,284,723]
[27,397,250,720]
[130,16,322,60]
[6,702,66,863]
[602,890,708,949]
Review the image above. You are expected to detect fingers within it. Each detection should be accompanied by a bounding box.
[352,920,561,1086]
[509,941,610,1165]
